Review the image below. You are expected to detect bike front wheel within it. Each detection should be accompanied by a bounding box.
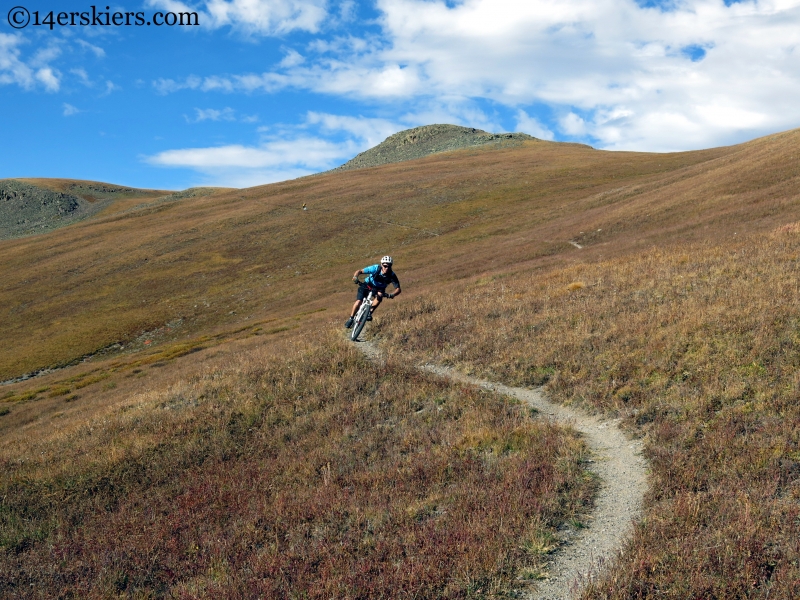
[350,297,371,341]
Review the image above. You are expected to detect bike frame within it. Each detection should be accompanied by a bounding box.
[350,285,377,341]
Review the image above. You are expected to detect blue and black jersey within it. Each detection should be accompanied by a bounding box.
[362,264,400,290]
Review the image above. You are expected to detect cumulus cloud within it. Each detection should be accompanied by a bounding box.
[63,103,81,116]
[515,110,555,140]
[163,0,800,151]
[305,111,400,147]
[145,136,357,186]
[337,1,356,23]
[144,111,403,186]
[278,48,305,68]
[146,110,378,185]
[0,33,61,92]
[148,97,531,186]
[560,112,588,137]
[145,0,328,35]
[34,67,60,92]
[395,98,506,133]
[147,137,350,168]
[364,0,800,150]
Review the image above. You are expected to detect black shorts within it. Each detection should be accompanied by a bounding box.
[356,283,384,301]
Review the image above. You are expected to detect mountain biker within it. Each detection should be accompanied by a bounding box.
[345,256,401,329]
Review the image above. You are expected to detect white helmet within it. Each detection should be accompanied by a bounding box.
[380,255,393,266]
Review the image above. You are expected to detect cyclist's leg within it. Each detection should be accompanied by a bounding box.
[369,293,383,314]
[351,283,370,317]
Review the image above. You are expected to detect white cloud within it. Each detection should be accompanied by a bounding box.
[139,0,800,183]
[154,0,799,151]
[305,111,400,147]
[63,103,81,116]
[338,1,356,23]
[32,45,62,66]
[76,39,105,58]
[183,107,261,123]
[144,104,530,186]
[71,68,91,86]
[694,104,767,130]
[0,34,62,91]
[35,67,61,92]
[278,48,305,68]
[145,136,359,186]
[361,0,800,150]
[394,98,505,133]
[146,0,328,35]
[153,72,290,94]
[153,75,203,94]
[68,68,118,93]
[144,112,402,185]
[560,112,588,136]
[515,110,555,140]
[189,107,237,122]
[104,80,120,94]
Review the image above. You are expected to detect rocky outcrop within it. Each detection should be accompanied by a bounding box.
[0,180,90,240]
[332,124,537,172]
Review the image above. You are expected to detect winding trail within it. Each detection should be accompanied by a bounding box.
[356,338,648,600]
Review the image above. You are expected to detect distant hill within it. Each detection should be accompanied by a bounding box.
[0,179,220,240]
[0,179,101,240]
[332,124,538,171]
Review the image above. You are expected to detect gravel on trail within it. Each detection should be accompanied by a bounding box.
[420,366,647,600]
[354,337,647,600]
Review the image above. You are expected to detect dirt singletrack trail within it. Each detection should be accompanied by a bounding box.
[354,337,648,600]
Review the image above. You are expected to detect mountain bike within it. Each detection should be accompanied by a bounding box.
[350,281,378,341]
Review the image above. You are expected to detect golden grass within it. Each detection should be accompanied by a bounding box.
[5,127,800,597]
[0,330,593,598]
[377,224,800,598]
[6,129,799,380]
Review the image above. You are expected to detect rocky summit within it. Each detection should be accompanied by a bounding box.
[332,124,537,172]
[0,180,91,240]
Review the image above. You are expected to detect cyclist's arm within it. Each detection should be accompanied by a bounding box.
[355,265,379,282]
[389,273,401,297]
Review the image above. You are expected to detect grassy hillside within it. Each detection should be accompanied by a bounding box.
[0,330,593,598]
[4,129,798,381]
[378,229,800,597]
[3,127,800,597]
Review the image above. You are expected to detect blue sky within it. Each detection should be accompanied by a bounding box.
[2,0,800,190]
